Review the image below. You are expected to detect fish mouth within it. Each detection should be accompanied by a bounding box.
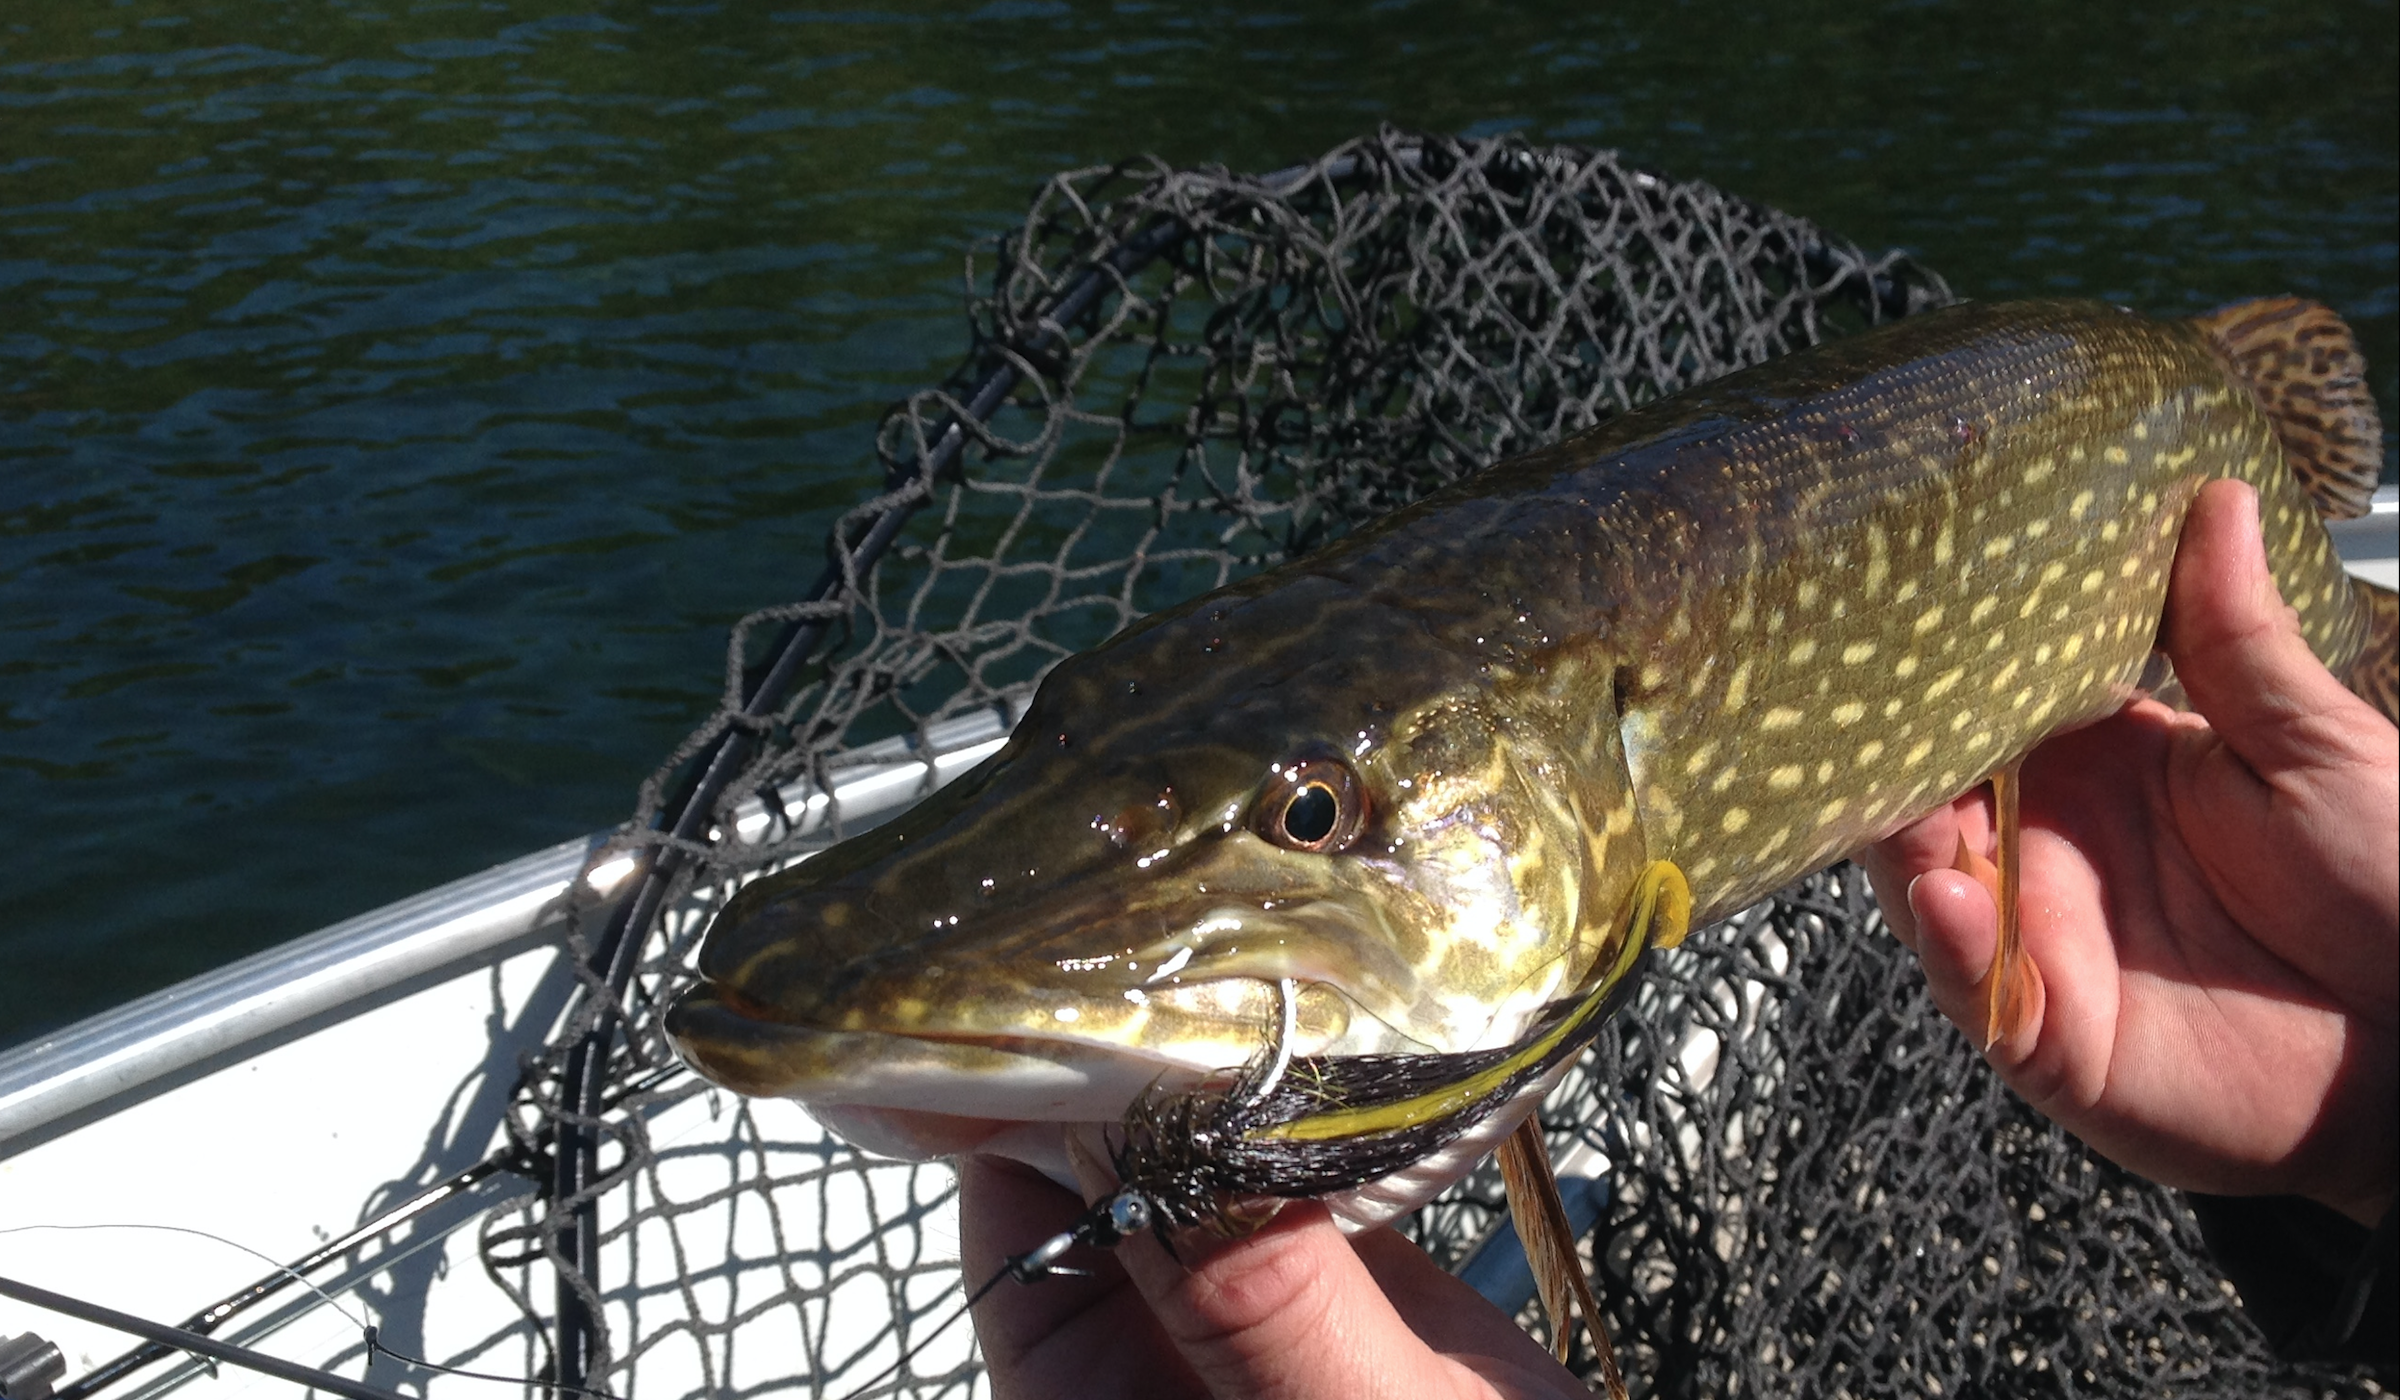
[664,980,1216,1161]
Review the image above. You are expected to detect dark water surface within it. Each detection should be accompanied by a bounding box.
[4,0,2394,1046]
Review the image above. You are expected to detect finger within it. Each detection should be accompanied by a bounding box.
[1904,869,1997,1034]
[1094,1186,1517,1400]
[1117,1203,1448,1400]
[1902,868,2043,1067]
[1348,1228,1586,1389]
[1857,794,1989,951]
[2163,479,2376,771]
[960,1155,1200,1400]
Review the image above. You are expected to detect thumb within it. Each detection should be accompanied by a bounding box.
[1066,1140,1509,1400]
[2160,479,2371,774]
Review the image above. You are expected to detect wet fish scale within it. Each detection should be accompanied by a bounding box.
[1474,300,2369,925]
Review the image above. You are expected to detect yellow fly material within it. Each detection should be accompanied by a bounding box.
[1255,861,1691,1144]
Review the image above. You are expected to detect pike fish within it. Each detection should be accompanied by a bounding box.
[666,298,2395,1258]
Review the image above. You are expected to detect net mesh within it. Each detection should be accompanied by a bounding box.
[486,128,2382,1398]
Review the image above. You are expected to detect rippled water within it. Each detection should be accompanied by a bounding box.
[3,0,2393,1046]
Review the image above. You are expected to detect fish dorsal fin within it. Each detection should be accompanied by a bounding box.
[2193,297,2384,521]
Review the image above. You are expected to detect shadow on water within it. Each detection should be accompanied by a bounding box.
[1,0,2393,1045]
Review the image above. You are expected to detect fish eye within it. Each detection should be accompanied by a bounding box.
[1284,784,1337,843]
[1255,757,1363,853]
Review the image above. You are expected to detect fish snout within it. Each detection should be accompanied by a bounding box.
[663,982,829,1097]
[691,874,914,1027]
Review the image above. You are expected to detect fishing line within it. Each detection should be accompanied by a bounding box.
[0,1224,623,1400]
[0,1270,400,1400]
[0,1222,368,1333]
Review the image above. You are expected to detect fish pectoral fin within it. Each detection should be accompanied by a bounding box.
[1496,1114,1627,1399]
[1956,760,2042,1051]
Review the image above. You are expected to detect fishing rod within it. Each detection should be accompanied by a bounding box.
[0,1270,624,1400]
[44,1064,684,1400]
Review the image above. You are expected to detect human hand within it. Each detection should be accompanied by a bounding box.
[1861,478,2399,1227]
[960,1149,1587,1400]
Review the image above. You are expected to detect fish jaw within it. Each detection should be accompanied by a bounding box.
[664,982,1203,1162]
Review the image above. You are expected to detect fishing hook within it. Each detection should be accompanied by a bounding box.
[1242,977,1299,1109]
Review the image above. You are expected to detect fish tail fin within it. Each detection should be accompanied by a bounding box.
[2342,576,2400,725]
[2192,297,2383,521]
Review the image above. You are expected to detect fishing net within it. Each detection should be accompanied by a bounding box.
[487,128,2382,1398]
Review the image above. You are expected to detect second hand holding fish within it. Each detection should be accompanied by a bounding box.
[1864,478,2400,1230]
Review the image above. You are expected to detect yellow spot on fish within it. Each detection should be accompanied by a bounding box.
[1769,765,1804,791]
[1905,739,1934,766]
[1797,579,1821,609]
[1815,760,1835,785]
[1712,767,1740,794]
[2105,445,2130,465]
[1843,641,1877,665]
[1721,808,1752,834]
[2061,633,2085,662]
[1832,700,1865,725]
[1789,639,1818,665]
[2070,488,2095,520]
[2024,459,2055,485]
[1724,660,1754,712]
[1934,522,1955,566]
[1682,742,1719,777]
[1762,706,1804,730]
[1914,605,1946,635]
[1896,655,1920,679]
[1982,535,2013,561]
[1989,658,2021,691]
[1857,739,1886,765]
[1895,579,1920,603]
[1925,666,1964,699]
